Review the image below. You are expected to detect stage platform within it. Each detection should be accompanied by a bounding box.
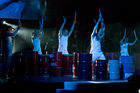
[0,76,139,93]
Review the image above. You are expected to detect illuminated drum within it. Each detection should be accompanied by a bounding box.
[120,56,134,79]
[108,60,120,80]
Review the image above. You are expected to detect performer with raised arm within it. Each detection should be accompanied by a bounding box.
[32,18,44,55]
[90,9,106,63]
[2,19,21,80]
[58,11,77,54]
[120,28,137,56]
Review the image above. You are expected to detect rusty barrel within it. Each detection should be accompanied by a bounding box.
[31,51,39,77]
[63,54,73,76]
[47,52,63,77]
[13,53,25,77]
[72,52,79,78]
[39,54,50,78]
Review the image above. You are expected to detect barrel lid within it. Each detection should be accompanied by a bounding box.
[63,54,73,56]
[40,54,50,56]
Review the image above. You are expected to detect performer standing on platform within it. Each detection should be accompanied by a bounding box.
[120,28,137,56]
[2,19,21,79]
[32,7,44,55]
[90,9,106,63]
[58,11,77,54]
[32,19,44,55]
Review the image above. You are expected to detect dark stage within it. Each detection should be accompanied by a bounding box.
[1,0,140,93]
[0,76,140,93]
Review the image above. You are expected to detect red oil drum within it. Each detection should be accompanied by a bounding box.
[14,54,25,77]
[72,52,79,78]
[31,51,39,77]
[92,61,97,80]
[39,54,50,78]
[63,54,73,76]
[47,52,63,77]
[24,55,30,77]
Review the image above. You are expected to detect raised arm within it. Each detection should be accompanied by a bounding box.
[128,30,138,46]
[39,22,44,37]
[59,16,66,36]
[98,21,105,39]
[68,11,77,37]
[91,17,101,36]
[120,28,127,44]
[38,8,44,37]
[6,19,21,36]
[91,9,102,37]
[17,19,21,30]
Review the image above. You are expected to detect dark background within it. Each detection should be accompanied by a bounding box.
[2,0,140,55]
[5,0,140,26]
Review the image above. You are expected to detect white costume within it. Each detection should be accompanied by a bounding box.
[120,43,129,56]
[58,35,69,54]
[32,37,42,55]
[90,35,106,62]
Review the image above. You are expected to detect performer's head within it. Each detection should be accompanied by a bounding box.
[4,25,14,33]
[7,26,14,33]
[32,29,41,37]
[63,29,69,36]
[123,37,129,44]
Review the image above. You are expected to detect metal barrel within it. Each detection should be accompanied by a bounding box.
[13,53,25,77]
[78,53,92,80]
[95,60,108,80]
[120,56,134,79]
[39,54,50,78]
[47,51,63,77]
[31,51,39,77]
[108,60,120,80]
[63,54,73,76]
[72,52,79,78]
[135,54,140,76]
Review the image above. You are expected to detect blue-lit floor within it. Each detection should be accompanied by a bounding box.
[14,76,139,93]
[0,76,139,93]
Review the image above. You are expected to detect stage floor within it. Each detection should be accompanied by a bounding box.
[0,76,139,93]
[16,76,128,83]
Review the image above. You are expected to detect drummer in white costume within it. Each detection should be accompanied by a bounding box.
[58,11,77,54]
[32,19,44,55]
[90,9,106,63]
[120,28,137,56]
